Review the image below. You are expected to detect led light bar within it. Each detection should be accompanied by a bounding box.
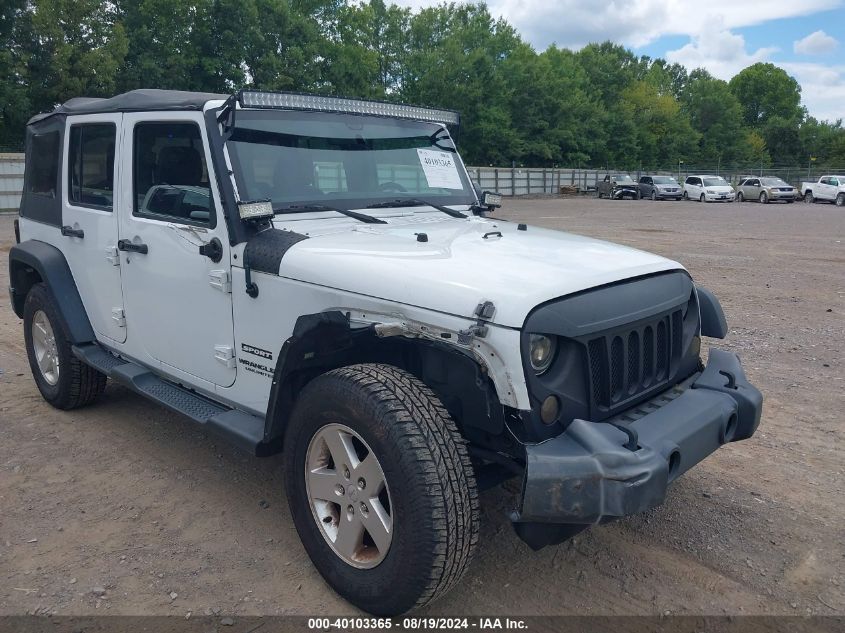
[238,90,460,126]
[238,199,274,221]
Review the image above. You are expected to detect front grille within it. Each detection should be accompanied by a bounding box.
[586,308,684,412]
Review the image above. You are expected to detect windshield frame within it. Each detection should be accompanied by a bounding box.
[224,108,477,213]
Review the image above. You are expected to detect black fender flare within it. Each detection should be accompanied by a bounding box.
[263,311,362,444]
[261,310,507,449]
[8,240,95,344]
[696,285,728,339]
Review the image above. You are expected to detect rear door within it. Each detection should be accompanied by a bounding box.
[60,114,126,343]
[117,113,236,388]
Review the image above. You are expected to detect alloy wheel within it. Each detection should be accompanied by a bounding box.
[305,423,393,569]
[31,310,59,386]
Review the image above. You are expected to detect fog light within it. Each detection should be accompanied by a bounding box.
[540,396,560,424]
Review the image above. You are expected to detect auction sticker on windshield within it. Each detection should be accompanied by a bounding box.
[417,149,463,189]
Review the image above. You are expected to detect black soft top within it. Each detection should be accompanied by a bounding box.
[28,89,228,125]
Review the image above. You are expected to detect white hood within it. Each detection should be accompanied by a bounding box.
[272,213,684,328]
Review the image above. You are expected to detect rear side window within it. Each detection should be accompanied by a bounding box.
[26,132,60,197]
[133,122,214,227]
[68,124,116,210]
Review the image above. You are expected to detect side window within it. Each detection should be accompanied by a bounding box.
[749,179,758,187]
[831,178,839,186]
[133,122,214,226]
[68,124,116,209]
[26,132,60,197]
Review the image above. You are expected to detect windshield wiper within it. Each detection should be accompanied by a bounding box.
[365,198,467,218]
[274,204,386,224]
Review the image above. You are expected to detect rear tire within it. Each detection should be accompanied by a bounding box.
[805,191,814,203]
[737,191,744,202]
[23,283,106,410]
[683,191,689,200]
[284,364,479,615]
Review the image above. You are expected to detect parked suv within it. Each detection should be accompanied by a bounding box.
[683,175,735,202]
[639,175,683,200]
[9,89,762,615]
[736,177,798,203]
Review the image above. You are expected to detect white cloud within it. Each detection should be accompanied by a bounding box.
[665,30,778,79]
[389,0,845,121]
[781,62,845,123]
[793,30,839,55]
[390,0,841,50]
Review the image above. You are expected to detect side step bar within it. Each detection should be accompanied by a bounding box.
[72,343,266,455]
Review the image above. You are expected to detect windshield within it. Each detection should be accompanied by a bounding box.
[761,178,789,187]
[652,176,677,184]
[613,175,634,182]
[703,177,729,187]
[225,110,476,212]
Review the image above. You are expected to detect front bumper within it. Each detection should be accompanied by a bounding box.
[704,192,735,201]
[511,348,762,549]
[656,191,683,199]
[612,188,639,199]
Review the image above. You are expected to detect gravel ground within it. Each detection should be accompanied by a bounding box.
[0,197,843,617]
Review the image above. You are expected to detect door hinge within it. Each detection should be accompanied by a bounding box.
[209,270,231,293]
[214,345,236,368]
[106,245,120,266]
[111,308,126,327]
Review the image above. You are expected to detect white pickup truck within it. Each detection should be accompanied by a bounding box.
[800,175,845,206]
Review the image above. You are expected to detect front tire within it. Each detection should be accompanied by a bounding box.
[700,193,706,203]
[836,193,844,207]
[284,364,479,615]
[651,190,657,201]
[760,191,769,204]
[23,283,106,409]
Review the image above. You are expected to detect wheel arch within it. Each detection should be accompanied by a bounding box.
[262,311,508,452]
[9,240,95,344]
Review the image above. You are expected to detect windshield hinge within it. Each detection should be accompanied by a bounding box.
[214,345,236,368]
[209,270,231,293]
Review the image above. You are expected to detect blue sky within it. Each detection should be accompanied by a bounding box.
[393,0,845,123]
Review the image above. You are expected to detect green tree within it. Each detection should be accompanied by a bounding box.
[26,0,128,113]
[620,81,699,170]
[682,70,745,167]
[729,62,804,127]
[0,0,30,149]
[401,4,522,164]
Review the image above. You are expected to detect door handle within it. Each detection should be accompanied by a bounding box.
[61,225,84,238]
[117,239,148,254]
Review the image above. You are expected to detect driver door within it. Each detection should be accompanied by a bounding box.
[117,113,236,388]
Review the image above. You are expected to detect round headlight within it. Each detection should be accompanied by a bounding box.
[529,334,557,375]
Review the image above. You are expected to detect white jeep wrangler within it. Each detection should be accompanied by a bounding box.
[9,89,763,615]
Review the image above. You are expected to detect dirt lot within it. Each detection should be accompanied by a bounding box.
[0,198,843,618]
